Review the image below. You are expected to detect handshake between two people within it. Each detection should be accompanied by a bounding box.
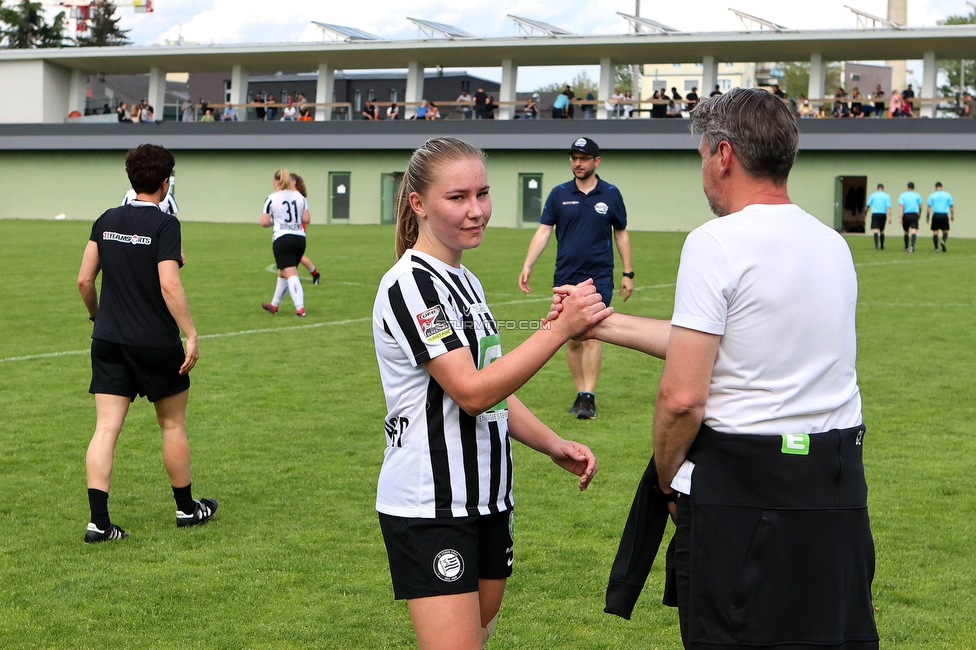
[541,279,614,342]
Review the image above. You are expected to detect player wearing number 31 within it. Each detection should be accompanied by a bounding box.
[372,137,608,650]
[261,169,311,317]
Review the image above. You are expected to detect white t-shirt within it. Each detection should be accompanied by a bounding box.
[670,204,862,492]
[122,188,178,216]
[372,250,513,519]
[263,189,308,241]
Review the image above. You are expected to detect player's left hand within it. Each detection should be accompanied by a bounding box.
[548,438,598,490]
[180,337,199,375]
[619,276,634,301]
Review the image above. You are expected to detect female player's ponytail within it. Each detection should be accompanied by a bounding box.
[273,168,295,192]
[394,137,486,259]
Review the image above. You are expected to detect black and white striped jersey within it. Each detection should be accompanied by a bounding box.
[263,189,308,241]
[372,250,513,519]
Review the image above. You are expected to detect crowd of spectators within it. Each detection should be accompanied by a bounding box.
[94,82,976,123]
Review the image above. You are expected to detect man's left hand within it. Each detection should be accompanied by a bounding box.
[620,277,634,301]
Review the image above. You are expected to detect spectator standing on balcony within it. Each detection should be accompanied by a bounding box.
[473,87,488,119]
[622,90,636,118]
[888,91,903,118]
[518,137,633,420]
[297,93,308,113]
[772,83,786,99]
[850,88,864,117]
[387,102,400,120]
[672,87,684,102]
[926,182,955,253]
[901,84,915,114]
[872,85,886,117]
[606,87,624,117]
[584,88,596,119]
[963,92,976,118]
[181,99,194,122]
[254,93,267,121]
[523,96,538,119]
[266,97,277,122]
[456,89,473,119]
[484,95,497,119]
[222,102,238,122]
[563,85,576,119]
[710,85,723,97]
[552,91,570,119]
[650,91,666,119]
[684,87,699,111]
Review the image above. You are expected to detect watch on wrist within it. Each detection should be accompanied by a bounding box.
[622,271,635,279]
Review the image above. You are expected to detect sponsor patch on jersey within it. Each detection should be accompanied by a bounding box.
[433,549,464,582]
[477,410,509,424]
[416,305,453,344]
[594,202,609,215]
[103,231,152,245]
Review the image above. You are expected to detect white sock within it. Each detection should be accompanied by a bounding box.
[287,275,304,311]
[271,277,288,307]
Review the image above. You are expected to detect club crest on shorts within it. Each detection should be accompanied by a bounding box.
[416,305,453,344]
[433,549,464,582]
[594,202,609,215]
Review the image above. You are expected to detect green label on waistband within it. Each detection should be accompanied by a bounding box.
[781,433,810,455]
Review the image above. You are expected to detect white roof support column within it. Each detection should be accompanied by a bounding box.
[315,63,335,121]
[68,68,88,115]
[499,59,517,120]
[230,65,249,121]
[921,51,937,118]
[405,61,424,119]
[598,57,616,119]
[702,55,718,96]
[808,54,826,101]
[148,66,166,118]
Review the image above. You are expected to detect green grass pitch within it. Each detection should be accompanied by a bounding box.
[1,219,974,649]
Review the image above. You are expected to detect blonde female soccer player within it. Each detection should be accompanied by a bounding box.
[372,137,610,650]
[261,169,310,316]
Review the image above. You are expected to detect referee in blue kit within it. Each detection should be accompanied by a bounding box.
[519,137,634,419]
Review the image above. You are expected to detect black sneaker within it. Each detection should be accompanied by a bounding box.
[576,394,596,420]
[84,522,130,544]
[176,498,218,528]
[941,242,947,252]
[567,393,584,414]
[311,271,321,285]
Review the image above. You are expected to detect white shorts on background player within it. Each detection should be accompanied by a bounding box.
[372,250,513,519]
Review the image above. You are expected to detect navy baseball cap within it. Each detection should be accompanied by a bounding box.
[569,137,600,157]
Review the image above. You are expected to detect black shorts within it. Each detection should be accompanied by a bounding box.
[931,214,950,231]
[902,213,919,231]
[272,234,307,270]
[379,510,514,600]
[89,338,189,402]
[870,214,887,231]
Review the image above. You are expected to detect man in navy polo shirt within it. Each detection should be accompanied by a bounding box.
[519,137,633,419]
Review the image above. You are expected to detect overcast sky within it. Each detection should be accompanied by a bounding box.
[67,0,974,90]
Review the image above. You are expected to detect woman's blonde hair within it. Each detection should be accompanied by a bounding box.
[290,172,307,197]
[273,168,295,192]
[394,137,486,259]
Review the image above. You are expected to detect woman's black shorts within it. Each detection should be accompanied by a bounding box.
[89,338,189,402]
[273,234,307,270]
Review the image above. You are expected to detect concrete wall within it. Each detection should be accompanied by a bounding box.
[2,148,973,238]
[0,61,71,124]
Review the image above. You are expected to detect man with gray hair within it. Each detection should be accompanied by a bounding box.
[551,88,878,648]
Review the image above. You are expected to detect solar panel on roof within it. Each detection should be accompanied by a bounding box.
[407,17,475,39]
[507,15,574,37]
[311,22,383,41]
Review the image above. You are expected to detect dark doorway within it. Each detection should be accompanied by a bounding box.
[835,176,867,232]
[330,172,351,221]
[519,173,544,224]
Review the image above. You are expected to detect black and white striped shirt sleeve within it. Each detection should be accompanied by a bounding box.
[382,269,466,367]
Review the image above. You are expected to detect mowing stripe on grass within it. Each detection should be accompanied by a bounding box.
[0,284,676,365]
